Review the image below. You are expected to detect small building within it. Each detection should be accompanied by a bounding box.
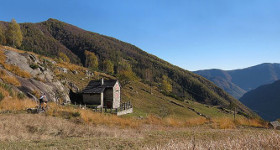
[82,78,120,109]
[268,121,280,130]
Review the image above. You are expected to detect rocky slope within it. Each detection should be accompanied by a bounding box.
[0,46,86,103]
[195,63,280,99]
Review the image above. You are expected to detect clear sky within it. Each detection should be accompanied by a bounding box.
[1,0,280,71]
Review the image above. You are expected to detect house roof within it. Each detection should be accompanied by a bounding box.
[82,79,118,94]
[269,121,280,127]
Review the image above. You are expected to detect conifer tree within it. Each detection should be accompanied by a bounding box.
[6,19,23,48]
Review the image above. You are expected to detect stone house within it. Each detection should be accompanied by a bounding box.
[82,79,121,109]
[268,121,280,130]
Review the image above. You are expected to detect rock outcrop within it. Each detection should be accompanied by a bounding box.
[2,49,70,103]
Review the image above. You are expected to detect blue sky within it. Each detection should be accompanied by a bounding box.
[1,0,280,71]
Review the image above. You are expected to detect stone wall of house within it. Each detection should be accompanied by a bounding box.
[83,93,103,106]
[113,81,121,108]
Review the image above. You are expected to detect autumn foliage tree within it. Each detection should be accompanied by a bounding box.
[102,59,114,74]
[0,25,6,45]
[117,60,138,85]
[58,52,70,63]
[84,50,99,70]
[6,19,23,48]
[161,75,172,93]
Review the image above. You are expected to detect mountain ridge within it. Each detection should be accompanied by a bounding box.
[194,63,280,99]
[240,80,280,121]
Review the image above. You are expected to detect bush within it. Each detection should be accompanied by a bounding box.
[0,82,13,96]
[30,63,39,69]
[17,92,26,99]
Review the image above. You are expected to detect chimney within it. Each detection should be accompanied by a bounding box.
[101,78,104,85]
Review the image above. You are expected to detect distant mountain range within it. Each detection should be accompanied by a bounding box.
[194,63,280,99]
[240,80,280,121]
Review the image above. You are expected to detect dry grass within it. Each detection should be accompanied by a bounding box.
[0,97,37,111]
[2,64,31,78]
[31,90,40,99]
[0,114,142,142]
[56,61,87,72]
[144,129,280,150]
[0,69,21,86]
[0,113,279,149]
[46,103,141,128]
[236,117,266,128]
[0,82,36,111]
[211,117,237,129]
[0,87,10,97]
[45,104,266,130]
[210,117,266,129]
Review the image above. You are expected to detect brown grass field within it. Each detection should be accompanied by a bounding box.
[0,113,279,150]
[0,97,278,150]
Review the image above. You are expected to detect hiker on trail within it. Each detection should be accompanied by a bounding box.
[39,93,48,110]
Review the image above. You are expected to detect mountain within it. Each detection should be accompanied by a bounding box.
[240,80,280,121]
[0,19,256,117]
[194,63,280,99]
[0,46,256,119]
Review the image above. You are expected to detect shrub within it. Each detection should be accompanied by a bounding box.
[58,52,70,63]
[0,83,13,96]
[30,63,39,69]
[17,92,26,99]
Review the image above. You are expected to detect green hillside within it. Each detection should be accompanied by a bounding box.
[0,19,256,117]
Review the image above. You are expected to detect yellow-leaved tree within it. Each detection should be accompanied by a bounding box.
[102,59,114,74]
[6,19,23,48]
[117,60,138,85]
[58,52,70,63]
[0,24,6,45]
[84,50,99,70]
[161,75,172,93]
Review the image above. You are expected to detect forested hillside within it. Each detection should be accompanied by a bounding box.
[0,19,255,117]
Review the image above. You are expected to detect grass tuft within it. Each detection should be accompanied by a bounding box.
[0,97,37,111]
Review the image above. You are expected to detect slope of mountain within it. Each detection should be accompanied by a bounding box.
[0,19,256,117]
[194,63,280,99]
[240,80,280,121]
[0,46,255,119]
